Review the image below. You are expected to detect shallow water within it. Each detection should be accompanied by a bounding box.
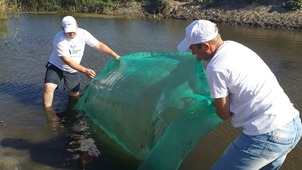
[0,13,302,170]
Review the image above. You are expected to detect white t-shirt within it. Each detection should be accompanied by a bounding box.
[206,40,299,135]
[49,28,99,73]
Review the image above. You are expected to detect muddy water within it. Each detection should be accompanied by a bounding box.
[0,13,302,170]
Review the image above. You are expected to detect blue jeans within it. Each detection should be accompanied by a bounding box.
[212,116,302,170]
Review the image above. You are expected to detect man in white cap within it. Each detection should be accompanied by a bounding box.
[178,20,302,169]
[43,16,120,109]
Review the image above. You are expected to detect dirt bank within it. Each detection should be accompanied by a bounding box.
[109,0,302,31]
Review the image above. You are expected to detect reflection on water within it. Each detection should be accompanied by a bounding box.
[0,20,6,33]
[0,13,302,169]
[0,20,7,44]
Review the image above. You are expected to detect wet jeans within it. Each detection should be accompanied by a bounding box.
[212,116,302,170]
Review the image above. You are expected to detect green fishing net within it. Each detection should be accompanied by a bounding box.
[74,52,222,169]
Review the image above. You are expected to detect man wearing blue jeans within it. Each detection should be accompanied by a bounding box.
[178,20,302,169]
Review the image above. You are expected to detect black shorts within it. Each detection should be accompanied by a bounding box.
[44,62,80,92]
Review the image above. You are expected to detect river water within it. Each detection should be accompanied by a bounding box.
[0,13,301,170]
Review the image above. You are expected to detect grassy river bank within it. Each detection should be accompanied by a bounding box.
[1,0,302,31]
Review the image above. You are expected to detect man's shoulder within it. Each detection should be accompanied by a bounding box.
[54,31,67,42]
[77,28,90,34]
[223,40,242,48]
[76,28,94,39]
[224,40,250,51]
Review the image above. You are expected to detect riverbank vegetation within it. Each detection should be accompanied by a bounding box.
[4,0,302,15]
[1,0,301,30]
[0,0,8,19]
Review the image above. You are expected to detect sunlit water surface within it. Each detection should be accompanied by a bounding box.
[0,13,302,170]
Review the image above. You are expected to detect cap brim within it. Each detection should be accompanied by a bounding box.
[64,27,77,33]
[177,38,191,52]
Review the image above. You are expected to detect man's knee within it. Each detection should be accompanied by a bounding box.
[44,83,57,93]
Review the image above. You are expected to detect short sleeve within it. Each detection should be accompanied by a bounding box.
[83,30,99,47]
[207,71,229,99]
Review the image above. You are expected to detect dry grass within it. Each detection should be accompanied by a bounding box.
[0,0,7,20]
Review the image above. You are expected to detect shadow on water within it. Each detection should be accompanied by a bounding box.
[0,82,94,169]
[59,106,140,170]
[1,137,75,169]
[63,101,140,170]
[1,119,139,170]
[0,81,139,169]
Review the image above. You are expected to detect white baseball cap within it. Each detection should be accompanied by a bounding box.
[62,16,77,33]
[177,20,218,52]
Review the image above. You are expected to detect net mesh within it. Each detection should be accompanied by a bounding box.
[74,52,222,169]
